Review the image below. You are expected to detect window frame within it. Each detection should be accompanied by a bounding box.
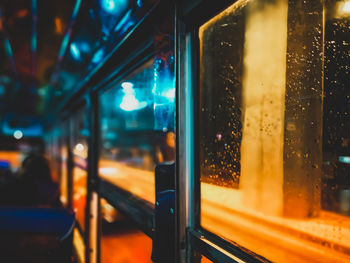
[96,39,156,237]
[177,1,273,262]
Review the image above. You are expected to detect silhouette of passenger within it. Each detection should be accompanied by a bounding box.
[0,166,15,205]
[15,154,60,207]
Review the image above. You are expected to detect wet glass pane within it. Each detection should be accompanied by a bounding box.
[199,0,350,262]
[99,57,175,204]
[100,199,153,263]
[71,107,89,231]
[323,0,350,215]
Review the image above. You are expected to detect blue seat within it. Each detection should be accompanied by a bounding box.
[0,207,75,263]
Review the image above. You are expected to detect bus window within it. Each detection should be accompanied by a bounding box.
[99,57,175,205]
[199,0,350,262]
[71,107,89,232]
[100,199,153,263]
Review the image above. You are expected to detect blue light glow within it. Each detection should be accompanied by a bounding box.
[31,36,37,52]
[4,40,13,57]
[92,49,104,63]
[56,0,82,59]
[0,85,5,96]
[70,43,80,60]
[339,156,350,164]
[161,88,175,101]
[114,9,132,32]
[79,42,90,53]
[101,0,116,12]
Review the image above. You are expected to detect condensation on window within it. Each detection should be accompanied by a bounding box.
[199,0,350,262]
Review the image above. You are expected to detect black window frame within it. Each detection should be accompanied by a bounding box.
[178,1,272,262]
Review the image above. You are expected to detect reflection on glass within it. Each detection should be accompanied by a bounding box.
[71,108,89,231]
[0,151,22,172]
[322,0,350,216]
[99,58,175,204]
[60,143,68,206]
[46,128,61,183]
[58,121,69,206]
[100,199,153,263]
[73,166,87,231]
[199,0,350,262]
[48,0,160,111]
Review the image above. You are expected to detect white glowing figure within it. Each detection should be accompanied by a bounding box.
[119,81,147,111]
[121,82,134,92]
[120,94,147,111]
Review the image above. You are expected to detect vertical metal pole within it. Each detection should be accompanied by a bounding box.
[87,91,100,263]
[177,20,197,262]
[31,0,37,78]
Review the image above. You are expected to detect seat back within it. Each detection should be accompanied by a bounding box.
[0,207,75,263]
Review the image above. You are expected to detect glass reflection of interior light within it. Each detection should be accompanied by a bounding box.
[75,143,84,152]
[339,156,350,164]
[102,0,127,13]
[99,167,118,175]
[13,130,23,140]
[92,49,104,63]
[114,9,133,33]
[119,82,148,111]
[31,35,37,53]
[121,81,134,92]
[78,42,90,53]
[102,0,115,11]
[161,88,175,101]
[4,39,13,57]
[70,43,80,60]
[120,94,147,111]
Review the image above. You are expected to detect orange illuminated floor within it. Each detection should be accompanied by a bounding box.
[98,158,350,261]
[101,220,152,263]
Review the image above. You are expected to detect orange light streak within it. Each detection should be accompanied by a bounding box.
[99,159,155,204]
[201,183,350,262]
[55,17,63,34]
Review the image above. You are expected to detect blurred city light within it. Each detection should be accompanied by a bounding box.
[339,156,350,164]
[13,130,23,140]
[343,1,350,13]
[70,43,81,60]
[75,143,85,152]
